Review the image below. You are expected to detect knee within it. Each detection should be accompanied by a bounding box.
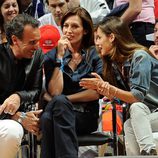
[130,102,142,111]
[129,102,148,116]
[0,120,24,144]
[124,119,130,130]
[124,119,133,135]
[46,95,72,111]
[41,111,52,128]
[124,119,130,134]
[52,95,69,107]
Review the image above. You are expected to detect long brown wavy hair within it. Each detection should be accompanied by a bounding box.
[61,7,94,50]
[97,16,153,86]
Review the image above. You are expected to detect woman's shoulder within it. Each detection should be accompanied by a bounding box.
[133,49,150,59]
[132,49,158,65]
[133,49,158,60]
[86,46,98,54]
[86,46,101,58]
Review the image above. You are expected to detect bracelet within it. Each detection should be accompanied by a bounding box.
[60,62,64,72]
[56,58,63,62]
[17,112,26,124]
[55,58,64,71]
[108,86,118,99]
[113,87,118,97]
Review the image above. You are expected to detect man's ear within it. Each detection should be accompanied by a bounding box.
[109,33,115,43]
[11,35,18,45]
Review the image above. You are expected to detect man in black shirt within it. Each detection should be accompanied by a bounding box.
[0,14,44,158]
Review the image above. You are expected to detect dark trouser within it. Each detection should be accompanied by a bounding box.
[130,22,155,48]
[40,95,98,158]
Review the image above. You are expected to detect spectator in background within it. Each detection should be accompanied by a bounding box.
[39,24,60,54]
[40,7,102,158]
[38,0,69,35]
[21,0,47,18]
[39,0,110,35]
[32,0,45,18]
[21,0,32,13]
[149,19,158,59]
[0,0,22,44]
[0,14,43,158]
[114,0,155,48]
[68,0,110,26]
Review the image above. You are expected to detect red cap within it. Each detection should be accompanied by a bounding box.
[39,25,60,54]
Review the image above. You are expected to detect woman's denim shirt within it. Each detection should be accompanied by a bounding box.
[44,46,103,95]
[44,46,103,115]
[126,50,158,110]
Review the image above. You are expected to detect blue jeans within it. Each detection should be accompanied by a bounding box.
[40,95,98,158]
[124,102,158,155]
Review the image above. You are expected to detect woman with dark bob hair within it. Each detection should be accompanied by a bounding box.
[40,7,102,158]
[0,0,21,44]
[80,16,158,156]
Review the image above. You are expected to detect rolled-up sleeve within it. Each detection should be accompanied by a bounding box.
[129,50,152,101]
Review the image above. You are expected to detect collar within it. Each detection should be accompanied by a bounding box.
[64,48,87,59]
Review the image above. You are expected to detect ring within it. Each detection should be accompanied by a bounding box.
[9,110,13,114]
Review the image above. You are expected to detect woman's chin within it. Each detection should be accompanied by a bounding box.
[100,51,106,57]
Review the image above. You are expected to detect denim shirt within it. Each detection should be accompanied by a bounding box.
[125,50,158,110]
[44,46,103,111]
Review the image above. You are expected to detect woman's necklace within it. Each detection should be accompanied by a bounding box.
[71,53,82,64]
[69,53,82,70]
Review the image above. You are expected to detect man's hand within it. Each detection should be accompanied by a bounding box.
[149,45,158,60]
[0,94,21,115]
[12,110,43,135]
[22,110,43,135]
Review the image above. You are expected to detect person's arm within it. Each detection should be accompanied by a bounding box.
[121,0,142,24]
[67,89,100,103]
[80,50,152,104]
[48,66,64,96]
[80,73,138,104]
[0,51,44,115]
[108,85,138,103]
[46,36,73,96]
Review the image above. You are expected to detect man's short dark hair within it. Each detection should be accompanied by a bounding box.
[46,0,69,5]
[5,14,39,45]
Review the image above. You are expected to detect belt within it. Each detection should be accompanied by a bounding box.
[73,103,90,113]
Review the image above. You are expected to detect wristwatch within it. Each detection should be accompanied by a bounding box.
[54,58,64,71]
[17,112,26,124]
[54,59,62,67]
